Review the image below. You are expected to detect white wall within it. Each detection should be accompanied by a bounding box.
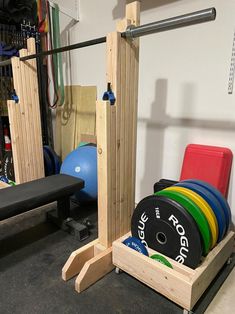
[59,0,235,220]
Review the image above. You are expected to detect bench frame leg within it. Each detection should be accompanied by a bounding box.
[57,197,70,219]
[48,198,89,241]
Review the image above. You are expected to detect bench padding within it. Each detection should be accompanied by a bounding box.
[0,174,84,221]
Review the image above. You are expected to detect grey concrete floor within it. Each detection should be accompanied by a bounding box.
[206,267,235,313]
[0,204,234,314]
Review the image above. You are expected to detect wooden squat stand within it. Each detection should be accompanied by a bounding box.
[62,1,140,292]
[62,3,234,310]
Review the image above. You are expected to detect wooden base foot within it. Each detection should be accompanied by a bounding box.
[62,239,114,293]
[75,247,114,293]
[62,239,99,281]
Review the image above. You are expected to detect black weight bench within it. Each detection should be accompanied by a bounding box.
[0,174,89,240]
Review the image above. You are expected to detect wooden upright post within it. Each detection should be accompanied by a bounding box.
[62,1,140,292]
[7,38,44,183]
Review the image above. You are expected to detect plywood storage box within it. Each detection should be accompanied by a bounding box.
[112,231,235,311]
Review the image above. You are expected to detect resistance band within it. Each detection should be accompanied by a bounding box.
[51,3,64,106]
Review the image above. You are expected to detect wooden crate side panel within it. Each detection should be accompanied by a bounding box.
[147,247,195,278]
[190,231,235,308]
[113,241,192,310]
[114,232,195,277]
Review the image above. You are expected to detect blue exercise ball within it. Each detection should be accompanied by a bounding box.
[60,145,97,202]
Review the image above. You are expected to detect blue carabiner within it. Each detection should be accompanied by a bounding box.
[102,83,116,105]
[11,90,19,103]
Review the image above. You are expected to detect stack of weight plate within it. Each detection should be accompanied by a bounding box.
[130,179,232,269]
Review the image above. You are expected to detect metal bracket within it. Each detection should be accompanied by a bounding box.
[102,83,116,105]
[124,24,136,41]
[11,89,19,103]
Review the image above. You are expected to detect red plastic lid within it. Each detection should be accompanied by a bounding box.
[180,144,233,197]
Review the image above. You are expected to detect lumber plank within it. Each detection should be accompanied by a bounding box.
[130,28,140,220]
[112,231,235,311]
[115,232,195,277]
[125,1,140,231]
[19,48,36,180]
[7,100,23,183]
[26,38,44,179]
[97,1,140,245]
[116,2,140,236]
[75,247,114,293]
[11,57,29,183]
[62,239,99,281]
[190,231,235,309]
[112,32,122,239]
[9,39,44,183]
[24,49,42,179]
[119,37,127,236]
[126,1,140,25]
[113,239,192,310]
[117,20,129,237]
[96,100,113,247]
[110,105,117,241]
[106,33,120,246]
[124,37,132,234]
[62,2,140,294]
[94,243,107,255]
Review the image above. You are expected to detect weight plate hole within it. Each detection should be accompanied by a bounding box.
[156,232,167,245]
